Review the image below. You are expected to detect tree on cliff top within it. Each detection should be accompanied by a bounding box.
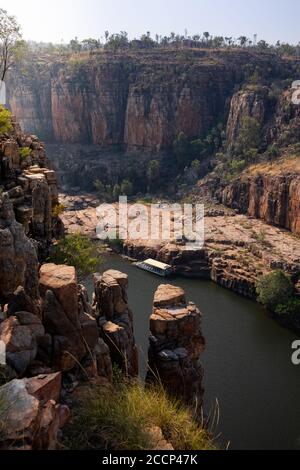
[0,9,26,81]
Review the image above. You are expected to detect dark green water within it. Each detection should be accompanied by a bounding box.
[86,254,300,450]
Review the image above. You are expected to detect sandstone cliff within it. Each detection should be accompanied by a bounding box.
[221,158,300,235]
[226,86,271,149]
[8,50,297,152]
[0,116,60,255]
[0,126,61,303]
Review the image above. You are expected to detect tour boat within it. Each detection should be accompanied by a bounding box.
[135,259,173,277]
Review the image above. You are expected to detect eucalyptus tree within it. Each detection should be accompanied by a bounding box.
[0,8,24,81]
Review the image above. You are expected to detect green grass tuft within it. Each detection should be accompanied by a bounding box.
[63,380,217,451]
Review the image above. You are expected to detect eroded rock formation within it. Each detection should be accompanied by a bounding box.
[93,270,138,377]
[147,284,205,406]
[221,167,300,235]
[123,209,300,299]
[0,117,60,260]
[39,263,99,372]
[226,87,270,149]
[0,193,39,301]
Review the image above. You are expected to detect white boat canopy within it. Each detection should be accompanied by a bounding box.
[143,259,172,270]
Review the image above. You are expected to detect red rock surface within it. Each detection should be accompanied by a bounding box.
[148,284,205,406]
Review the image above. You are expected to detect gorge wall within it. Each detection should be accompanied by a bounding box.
[220,85,300,235]
[221,169,300,235]
[7,49,300,237]
[0,117,61,301]
[7,49,297,152]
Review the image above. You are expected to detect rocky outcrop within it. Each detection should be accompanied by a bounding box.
[9,49,299,152]
[123,209,300,300]
[221,163,300,235]
[0,263,100,377]
[0,193,39,301]
[226,86,271,148]
[93,270,138,377]
[147,284,205,407]
[39,264,99,371]
[0,117,59,257]
[8,50,279,151]
[0,313,45,375]
[0,372,69,450]
[123,64,234,151]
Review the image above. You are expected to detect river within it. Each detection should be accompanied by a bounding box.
[85,254,300,450]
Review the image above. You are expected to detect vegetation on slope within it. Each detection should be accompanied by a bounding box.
[0,106,12,135]
[63,379,216,451]
[256,270,300,320]
[49,233,99,279]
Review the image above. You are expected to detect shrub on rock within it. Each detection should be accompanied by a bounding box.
[256,270,296,313]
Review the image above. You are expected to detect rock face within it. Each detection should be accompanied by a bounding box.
[226,87,270,149]
[147,284,205,406]
[39,263,99,371]
[8,50,279,151]
[0,313,44,375]
[221,160,300,235]
[94,270,138,377]
[122,208,300,300]
[0,117,59,262]
[0,120,58,302]
[0,372,69,450]
[0,193,39,301]
[8,49,300,153]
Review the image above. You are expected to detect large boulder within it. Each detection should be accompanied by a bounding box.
[39,264,79,326]
[0,373,69,450]
[0,314,45,375]
[6,286,41,319]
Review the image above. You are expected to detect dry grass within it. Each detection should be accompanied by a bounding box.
[244,155,300,177]
[63,380,217,451]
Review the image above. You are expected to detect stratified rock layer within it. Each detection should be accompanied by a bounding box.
[0,118,59,248]
[147,284,205,407]
[9,50,289,151]
[0,117,61,314]
[0,193,39,300]
[94,270,138,377]
[221,163,300,235]
[39,263,99,371]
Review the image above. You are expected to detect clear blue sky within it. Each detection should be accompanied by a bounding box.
[2,0,300,45]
